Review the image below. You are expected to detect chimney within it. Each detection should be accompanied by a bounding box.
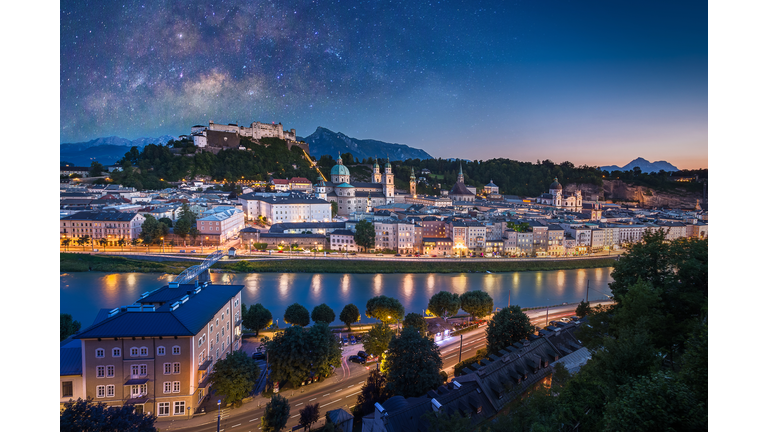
[431,399,442,412]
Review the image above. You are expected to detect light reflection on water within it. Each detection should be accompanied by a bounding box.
[61,268,614,327]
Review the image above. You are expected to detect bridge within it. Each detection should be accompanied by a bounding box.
[170,250,224,286]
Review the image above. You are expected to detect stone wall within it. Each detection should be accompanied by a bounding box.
[564,180,705,209]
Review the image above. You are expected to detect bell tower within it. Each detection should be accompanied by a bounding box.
[372,157,382,183]
[383,157,394,203]
[410,167,417,197]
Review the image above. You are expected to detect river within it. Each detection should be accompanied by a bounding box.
[60,268,614,327]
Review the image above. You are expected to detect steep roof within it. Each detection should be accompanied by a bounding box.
[449,182,473,196]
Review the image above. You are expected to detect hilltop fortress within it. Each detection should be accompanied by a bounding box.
[190,120,309,153]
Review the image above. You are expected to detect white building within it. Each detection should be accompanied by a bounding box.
[196,207,244,244]
[238,193,332,224]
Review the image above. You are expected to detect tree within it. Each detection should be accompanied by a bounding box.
[402,312,428,335]
[602,372,706,431]
[575,300,592,318]
[354,219,376,250]
[209,351,261,406]
[339,304,361,331]
[267,323,342,388]
[261,394,290,432]
[60,313,81,341]
[284,303,310,327]
[311,303,336,324]
[384,327,443,398]
[485,305,534,356]
[61,238,71,251]
[363,322,395,358]
[174,217,191,242]
[117,238,126,251]
[421,410,472,432]
[427,291,461,320]
[353,369,393,419]
[158,217,174,228]
[88,161,105,177]
[298,403,320,431]
[365,296,404,324]
[60,397,156,432]
[243,304,273,335]
[331,201,338,218]
[459,290,494,320]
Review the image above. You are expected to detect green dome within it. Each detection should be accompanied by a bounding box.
[336,182,354,188]
[331,164,350,176]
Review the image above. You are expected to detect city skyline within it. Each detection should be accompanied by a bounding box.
[60,1,707,169]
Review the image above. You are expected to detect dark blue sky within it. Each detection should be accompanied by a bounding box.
[60,0,707,168]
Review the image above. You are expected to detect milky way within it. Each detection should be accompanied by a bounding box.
[61,1,708,168]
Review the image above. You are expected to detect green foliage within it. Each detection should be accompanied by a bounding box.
[330,201,338,218]
[459,290,494,320]
[353,369,393,420]
[354,219,376,250]
[384,327,443,398]
[485,305,534,356]
[209,351,261,406]
[402,312,428,334]
[339,303,361,330]
[426,291,461,320]
[111,138,315,190]
[298,403,320,431]
[677,318,708,404]
[261,394,290,432]
[363,322,395,358]
[311,303,336,324]
[266,323,342,388]
[88,161,105,177]
[602,372,707,431]
[243,304,273,335]
[506,221,530,233]
[365,295,405,324]
[284,303,310,327]
[139,214,170,244]
[575,300,591,318]
[421,410,473,432]
[60,313,81,341]
[60,397,157,432]
[158,217,173,228]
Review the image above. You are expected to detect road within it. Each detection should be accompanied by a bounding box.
[160,328,489,432]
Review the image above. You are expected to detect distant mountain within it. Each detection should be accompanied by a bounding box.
[601,158,679,173]
[60,135,175,165]
[300,127,432,161]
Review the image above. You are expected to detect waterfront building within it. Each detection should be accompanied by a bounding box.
[66,282,243,420]
[60,211,145,241]
[196,207,244,244]
[238,192,332,224]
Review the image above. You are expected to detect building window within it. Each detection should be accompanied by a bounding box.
[140,347,148,356]
[173,381,180,393]
[158,403,170,416]
[216,318,219,327]
[112,348,121,358]
[164,363,171,375]
[210,324,213,332]
[132,365,140,376]
[216,333,219,344]
[226,307,229,315]
[216,348,220,359]
[130,347,138,357]
[198,389,204,403]
[164,382,172,394]
[96,385,105,398]
[157,346,165,356]
[174,401,186,415]
[173,362,180,374]
[106,385,115,397]
[95,348,105,358]
[62,381,73,398]
[140,364,147,376]
[96,366,105,378]
[106,365,114,378]
[172,346,181,355]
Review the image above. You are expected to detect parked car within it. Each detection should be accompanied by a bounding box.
[252,352,266,360]
[357,350,368,359]
[350,335,357,344]
[560,317,571,323]
[394,254,402,257]
[342,337,349,346]
[406,254,413,257]
[348,355,366,364]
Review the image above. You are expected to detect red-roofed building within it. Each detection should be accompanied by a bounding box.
[289,177,312,193]
[271,179,290,192]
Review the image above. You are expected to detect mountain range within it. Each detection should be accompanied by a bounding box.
[299,127,433,161]
[60,136,175,166]
[600,158,679,173]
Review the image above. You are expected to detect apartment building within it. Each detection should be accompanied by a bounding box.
[238,193,332,224]
[546,225,565,256]
[60,211,145,240]
[330,230,359,252]
[374,221,397,251]
[196,207,244,244]
[70,282,243,420]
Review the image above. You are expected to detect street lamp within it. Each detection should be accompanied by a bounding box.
[161,237,165,253]
[216,400,221,432]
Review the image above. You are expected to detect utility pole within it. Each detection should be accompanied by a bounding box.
[457,334,464,364]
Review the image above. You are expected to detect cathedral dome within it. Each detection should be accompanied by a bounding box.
[549,178,562,190]
[331,164,350,177]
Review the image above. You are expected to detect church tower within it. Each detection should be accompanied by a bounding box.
[331,153,351,184]
[372,158,382,183]
[457,162,465,184]
[383,157,395,203]
[366,192,373,213]
[549,178,563,207]
[410,167,417,197]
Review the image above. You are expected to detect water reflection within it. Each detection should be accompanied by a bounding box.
[403,274,414,300]
[373,274,382,295]
[311,274,322,303]
[279,274,290,299]
[451,274,468,293]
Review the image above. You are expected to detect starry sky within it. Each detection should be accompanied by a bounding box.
[60,0,708,169]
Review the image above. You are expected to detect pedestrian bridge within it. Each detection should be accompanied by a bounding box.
[170,250,224,286]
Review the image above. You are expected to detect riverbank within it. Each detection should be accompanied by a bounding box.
[61,253,616,274]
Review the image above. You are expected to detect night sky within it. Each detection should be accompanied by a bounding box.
[60,0,707,169]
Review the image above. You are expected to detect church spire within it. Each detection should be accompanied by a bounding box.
[457,162,464,184]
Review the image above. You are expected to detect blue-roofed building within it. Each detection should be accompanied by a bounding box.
[60,338,84,410]
[71,282,243,419]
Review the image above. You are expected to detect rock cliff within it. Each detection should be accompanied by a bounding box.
[564,180,705,209]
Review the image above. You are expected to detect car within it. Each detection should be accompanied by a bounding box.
[350,252,357,255]
[560,317,571,323]
[406,254,413,257]
[350,336,357,344]
[348,355,366,364]
[357,350,368,359]
[432,255,437,257]
[342,337,349,346]
[252,352,266,360]
[394,254,402,257]
[376,253,383,256]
